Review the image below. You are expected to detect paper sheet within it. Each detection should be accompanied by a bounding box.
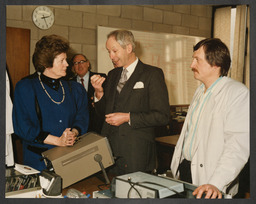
[14,164,40,175]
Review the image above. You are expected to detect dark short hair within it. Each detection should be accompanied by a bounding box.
[32,34,69,73]
[193,38,231,76]
[107,30,136,52]
[71,53,91,71]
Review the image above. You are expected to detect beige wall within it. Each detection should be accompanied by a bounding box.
[6,5,212,73]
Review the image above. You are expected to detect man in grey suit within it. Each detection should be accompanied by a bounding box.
[91,30,170,175]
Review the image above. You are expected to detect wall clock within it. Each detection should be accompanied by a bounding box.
[32,6,54,30]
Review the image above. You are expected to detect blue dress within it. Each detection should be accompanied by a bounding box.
[12,73,89,171]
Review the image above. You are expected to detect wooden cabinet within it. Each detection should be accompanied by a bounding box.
[6,27,30,164]
[6,27,30,91]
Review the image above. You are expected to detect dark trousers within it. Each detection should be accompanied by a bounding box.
[178,159,192,183]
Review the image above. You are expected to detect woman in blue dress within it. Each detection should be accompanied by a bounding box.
[12,35,89,171]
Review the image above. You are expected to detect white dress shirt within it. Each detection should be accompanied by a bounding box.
[94,57,139,103]
[123,57,138,80]
[77,71,90,91]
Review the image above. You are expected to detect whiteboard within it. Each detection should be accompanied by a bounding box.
[97,26,203,105]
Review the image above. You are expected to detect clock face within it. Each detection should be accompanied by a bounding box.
[32,6,54,30]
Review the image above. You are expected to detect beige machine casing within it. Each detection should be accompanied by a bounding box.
[42,132,114,188]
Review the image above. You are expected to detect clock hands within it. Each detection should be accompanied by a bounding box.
[42,15,48,28]
[41,15,50,19]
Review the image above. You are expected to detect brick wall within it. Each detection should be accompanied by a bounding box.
[6,5,212,73]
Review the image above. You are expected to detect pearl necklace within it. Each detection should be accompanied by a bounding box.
[38,74,65,104]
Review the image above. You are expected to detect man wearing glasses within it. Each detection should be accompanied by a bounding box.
[71,54,106,134]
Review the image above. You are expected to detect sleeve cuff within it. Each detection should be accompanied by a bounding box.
[94,93,100,102]
[73,126,81,136]
[34,131,50,144]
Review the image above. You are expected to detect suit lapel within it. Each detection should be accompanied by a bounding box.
[88,72,95,97]
[107,68,123,112]
[193,99,215,152]
[117,61,144,106]
[192,77,228,156]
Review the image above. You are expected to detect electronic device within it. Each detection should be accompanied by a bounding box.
[115,171,184,198]
[93,189,113,198]
[42,132,114,188]
[5,167,41,198]
[39,170,62,196]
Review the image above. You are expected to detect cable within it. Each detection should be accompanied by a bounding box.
[127,177,142,198]
[97,183,110,191]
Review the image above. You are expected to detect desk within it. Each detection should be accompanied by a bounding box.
[93,174,229,199]
[64,173,196,199]
[62,172,114,197]
[5,167,113,198]
[62,136,181,196]
[155,135,179,174]
[155,135,179,147]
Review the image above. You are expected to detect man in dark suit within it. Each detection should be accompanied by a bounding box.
[71,54,106,134]
[91,30,170,175]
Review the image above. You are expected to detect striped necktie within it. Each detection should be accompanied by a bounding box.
[117,68,128,93]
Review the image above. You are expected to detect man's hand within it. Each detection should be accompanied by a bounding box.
[193,184,222,199]
[105,113,130,126]
[91,75,106,100]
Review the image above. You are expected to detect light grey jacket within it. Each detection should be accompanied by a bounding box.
[171,77,249,196]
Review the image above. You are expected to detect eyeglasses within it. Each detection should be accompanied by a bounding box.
[73,60,87,65]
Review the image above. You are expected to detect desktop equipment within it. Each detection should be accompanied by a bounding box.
[115,171,184,198]
[42,132,114,188]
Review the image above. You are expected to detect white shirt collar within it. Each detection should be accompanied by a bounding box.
[123,57,138,79]
[78,71,90,81]
[78,71,90,91]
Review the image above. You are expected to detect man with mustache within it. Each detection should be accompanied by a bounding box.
[171,38,249,199]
